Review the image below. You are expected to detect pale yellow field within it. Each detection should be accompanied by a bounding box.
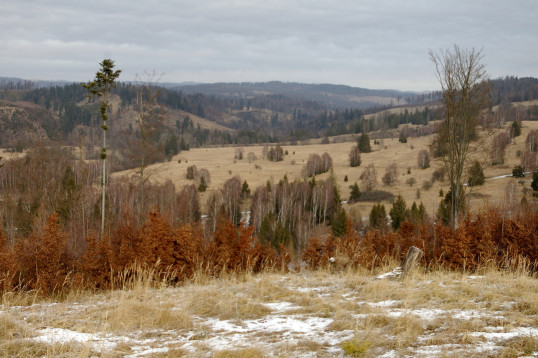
[113,121,538,219]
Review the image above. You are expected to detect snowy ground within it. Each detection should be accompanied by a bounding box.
[1,269,537,357]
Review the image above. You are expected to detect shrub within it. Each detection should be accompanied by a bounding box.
[406,177,417,187]
[512,165,525,178]
[340,339,369,357]
[185,165,198,180]
[422,180,433,190]
[431,167,446,182]
[467,161,485,187]
[382,163,398,187]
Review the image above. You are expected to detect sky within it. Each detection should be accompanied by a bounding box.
[1,0,537,91]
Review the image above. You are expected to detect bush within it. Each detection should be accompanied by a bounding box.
[185,165,198,180]
[406,177,417,187]
[512,165,525,178]
[431,167,445,182]
[467,161,485,187]
[382,163,398,187]
[422,180,433,190]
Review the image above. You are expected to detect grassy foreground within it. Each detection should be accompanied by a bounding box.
[1,265,537,357]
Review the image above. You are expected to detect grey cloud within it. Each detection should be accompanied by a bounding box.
[1,0,537,90]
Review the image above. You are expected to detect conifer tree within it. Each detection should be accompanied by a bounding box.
[358,133,372,153]
[83,59,121,236]
[389,194,407,231]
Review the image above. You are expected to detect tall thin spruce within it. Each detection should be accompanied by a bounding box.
[83,59,121,237]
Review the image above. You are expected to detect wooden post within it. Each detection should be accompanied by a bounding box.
[401,246,423,277]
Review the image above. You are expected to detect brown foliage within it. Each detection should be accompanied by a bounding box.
[0,228,17,291]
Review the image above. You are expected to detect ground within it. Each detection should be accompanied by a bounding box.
[2,266,537,357]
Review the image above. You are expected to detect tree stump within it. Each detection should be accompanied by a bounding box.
[401,246,423,277]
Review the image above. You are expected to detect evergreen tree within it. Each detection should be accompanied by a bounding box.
[197,176,207,192]
[512,165,525,178]
[83,59,121,236]
[437,186,466,226]
[467,161,485,187]
[349,182,361,203]
[531,171,538,191]
[511,120,521,137]
[389,194,407,231]
[369,203,387,230]
[358,133,372,153]
[331,208,348,238]
[241,180,251,199]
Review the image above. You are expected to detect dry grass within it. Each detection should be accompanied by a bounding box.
[1,265,537,357]
[112,121,538,219]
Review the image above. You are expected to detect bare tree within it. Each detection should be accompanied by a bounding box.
[349,145,361,167]
[491,132,510,165]
[382,163,399,187]
[247,152,257,163]
[124,71,165,214]
[234,147,244,160]
[417,149,430,169]
[429,45,490,229]
[521,151,537,172]
[526,129,538,152]
[321,152,333,172]
[359,164,378,192]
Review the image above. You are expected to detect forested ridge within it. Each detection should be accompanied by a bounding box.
[1,76,538,153]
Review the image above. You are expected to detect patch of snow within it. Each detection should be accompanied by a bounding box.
[34,327,118,351]
[376,267,402,280]
[470,327,538,341]
[262,301,300,313]
[126,346,169,358]
[369,300,401,308]
[378,350,398,358]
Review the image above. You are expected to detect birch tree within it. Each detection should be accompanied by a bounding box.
[429,46,489,229]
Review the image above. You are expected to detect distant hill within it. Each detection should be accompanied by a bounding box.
[172,81,423,110]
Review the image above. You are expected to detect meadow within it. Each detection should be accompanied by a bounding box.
[114,120,538,223]
[1,264,537,357]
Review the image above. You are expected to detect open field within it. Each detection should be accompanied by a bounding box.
[113,121,538,221]
[1,266,537,357]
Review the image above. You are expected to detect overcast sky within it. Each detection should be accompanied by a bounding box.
[1,0,536,91]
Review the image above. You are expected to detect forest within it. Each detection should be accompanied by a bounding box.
[0,75,538,295]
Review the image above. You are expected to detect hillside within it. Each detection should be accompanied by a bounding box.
[113,120,538,227]
[171,81,424,110]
